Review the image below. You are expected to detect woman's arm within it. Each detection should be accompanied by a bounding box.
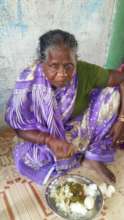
[107,70,124,118]
[119,82,124,116]
[16,129,75,159]
[107,68,124,87]
[107,69,124,143]
[16,129,49,145]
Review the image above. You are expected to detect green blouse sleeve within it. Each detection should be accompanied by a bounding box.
[77,60,109,89]
[72,60,109,117]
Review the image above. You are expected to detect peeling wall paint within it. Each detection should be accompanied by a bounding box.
[0,0,116,128]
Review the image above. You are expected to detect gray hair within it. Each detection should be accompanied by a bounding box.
[39,29,78,62]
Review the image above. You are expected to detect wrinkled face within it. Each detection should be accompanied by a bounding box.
[42,46,76,87]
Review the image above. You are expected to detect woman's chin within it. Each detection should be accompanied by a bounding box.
[53,81,67,87]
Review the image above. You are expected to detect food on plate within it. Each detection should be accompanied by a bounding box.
[50,180,98,216]
[84,196,95,210]
[99,183,116,198]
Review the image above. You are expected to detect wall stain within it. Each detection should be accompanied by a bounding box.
[80,0,104,13]
[0,0,27,37]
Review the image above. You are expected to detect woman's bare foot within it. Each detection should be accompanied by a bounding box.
[83,160,116,184]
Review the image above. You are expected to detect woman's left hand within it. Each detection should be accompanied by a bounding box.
[109,121,124,145]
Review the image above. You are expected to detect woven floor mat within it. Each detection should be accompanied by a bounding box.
[0,128,124,220]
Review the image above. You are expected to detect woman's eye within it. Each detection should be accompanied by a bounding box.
[64,64,74,71]
[49,64,59,70]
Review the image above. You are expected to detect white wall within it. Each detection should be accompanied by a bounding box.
[0,0,115,128]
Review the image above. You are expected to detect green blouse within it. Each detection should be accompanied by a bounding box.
[72,60,109,117]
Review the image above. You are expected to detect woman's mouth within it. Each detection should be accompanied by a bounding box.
[53,79,67,87]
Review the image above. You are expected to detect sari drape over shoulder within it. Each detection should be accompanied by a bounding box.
[5,62,120,184]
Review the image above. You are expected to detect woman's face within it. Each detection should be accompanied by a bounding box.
[42,46,76,87]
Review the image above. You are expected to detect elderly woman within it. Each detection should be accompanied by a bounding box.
[5,29,124,185]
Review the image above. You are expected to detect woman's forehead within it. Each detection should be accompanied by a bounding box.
[46,47,75,63]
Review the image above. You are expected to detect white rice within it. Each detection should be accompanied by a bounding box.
[50,181,97,216]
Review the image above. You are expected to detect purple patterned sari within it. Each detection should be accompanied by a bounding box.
[5,63,120,184]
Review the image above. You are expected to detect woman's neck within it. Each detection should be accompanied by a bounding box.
[52,85,57,90]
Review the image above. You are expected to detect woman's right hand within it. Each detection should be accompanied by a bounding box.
[46,136,76,159]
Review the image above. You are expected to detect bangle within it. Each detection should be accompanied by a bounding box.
[118,115,124,122]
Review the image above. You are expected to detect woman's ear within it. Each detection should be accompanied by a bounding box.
[76,54,78,61]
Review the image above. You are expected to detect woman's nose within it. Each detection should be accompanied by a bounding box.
[57,65,66,76]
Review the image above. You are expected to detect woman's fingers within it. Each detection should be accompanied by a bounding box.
[109,126,114,137]
[52,139,78,159]
[112,134,118,144]
[63,144,75,158]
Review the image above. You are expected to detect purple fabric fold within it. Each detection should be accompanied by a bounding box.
[5,63,120,185]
